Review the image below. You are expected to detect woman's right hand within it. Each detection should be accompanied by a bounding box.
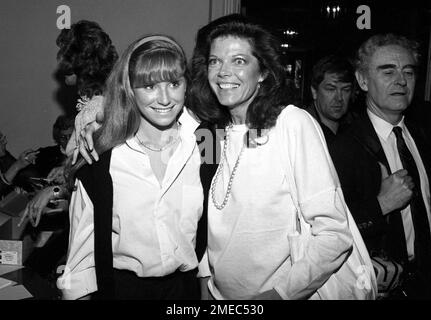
[72,111,104,165]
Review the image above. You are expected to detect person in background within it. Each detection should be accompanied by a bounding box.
[0,130,39,198]
[304,55,355,145]
[18,20,118,228]
[18,115,74,184]
[18,115,74,226]
[17,21,117,280]
[14,115,74,278]
[330,33,431,299]
[56,20,118,157]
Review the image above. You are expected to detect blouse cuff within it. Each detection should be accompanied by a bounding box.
[57,267,98,300]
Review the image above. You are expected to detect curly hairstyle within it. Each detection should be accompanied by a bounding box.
[56,20,118,98]
[355,33,420,74]
[187,15,290,129]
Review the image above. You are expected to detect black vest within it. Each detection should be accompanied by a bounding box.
[76,122,220,299]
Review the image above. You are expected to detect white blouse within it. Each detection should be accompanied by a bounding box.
[58,109,204,300]
[206,105,353,300]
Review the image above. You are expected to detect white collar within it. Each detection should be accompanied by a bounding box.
[177,107,200,134]
[367,108,405,141]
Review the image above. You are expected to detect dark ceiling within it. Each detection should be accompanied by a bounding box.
[242,0,431,59]
[241,0,431,104]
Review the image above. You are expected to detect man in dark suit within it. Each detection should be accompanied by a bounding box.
[16,115,73,191]
[304,55,356,146]
[330,34,431,299]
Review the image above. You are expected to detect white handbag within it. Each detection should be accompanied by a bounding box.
[286,175,377,299]
[281,137,377,299]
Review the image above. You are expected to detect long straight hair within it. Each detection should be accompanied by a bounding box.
[68,35,188,180]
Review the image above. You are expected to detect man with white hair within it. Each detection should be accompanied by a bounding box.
[330,33,431,299]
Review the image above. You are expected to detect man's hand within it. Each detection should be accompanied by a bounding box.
[377,162,414,215]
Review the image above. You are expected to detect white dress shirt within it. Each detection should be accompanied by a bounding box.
[58,108,204,300]
[367,109,431,260]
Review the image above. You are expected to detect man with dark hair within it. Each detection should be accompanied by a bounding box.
[304,55,355,145]
[18,115,73,184]
[330,33,431,298]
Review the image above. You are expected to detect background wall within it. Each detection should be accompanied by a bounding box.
[0,0,210,156]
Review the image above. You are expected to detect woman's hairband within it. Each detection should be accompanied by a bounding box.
[132,35,184,55]
[125,35,185,90]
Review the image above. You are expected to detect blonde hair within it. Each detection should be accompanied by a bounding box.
[70,35,187,175]
[96,35,187,152]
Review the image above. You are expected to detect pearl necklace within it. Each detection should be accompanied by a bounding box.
[135,131,180,152]
[210,125,245,210]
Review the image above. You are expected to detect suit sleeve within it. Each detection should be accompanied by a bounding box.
[329,135,387,241]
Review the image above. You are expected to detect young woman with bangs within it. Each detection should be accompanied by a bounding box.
[57,35,203,300]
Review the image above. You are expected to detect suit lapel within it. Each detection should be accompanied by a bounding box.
[351,111,392,174]
[350,110,408,263]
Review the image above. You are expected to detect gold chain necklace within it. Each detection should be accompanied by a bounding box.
[135,130,180,152]
[210,125,245,210]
